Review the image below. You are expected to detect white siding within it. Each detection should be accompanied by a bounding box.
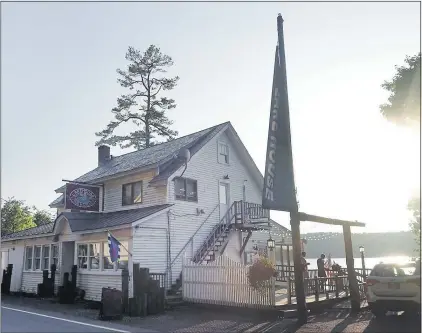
[77,272,122,301]
[223,230,242,263]
[132,226,168,274]
[166,129,264,282]
[1,244,25,292]
[103,170,167,212]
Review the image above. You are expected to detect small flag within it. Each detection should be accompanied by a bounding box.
[108,232,121,263]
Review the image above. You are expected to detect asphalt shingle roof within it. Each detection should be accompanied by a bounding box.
[2,223,55,240]
[71,122,228,185]
[2,204,172,240]
[49,194,64,207]
[62,204,172,232]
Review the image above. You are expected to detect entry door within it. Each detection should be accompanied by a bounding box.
[219,182,230,220]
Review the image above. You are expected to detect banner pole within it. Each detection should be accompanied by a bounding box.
[107,229,132,257]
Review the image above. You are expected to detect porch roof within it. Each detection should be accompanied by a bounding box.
[1,204,172,241]
[61,204,172,232]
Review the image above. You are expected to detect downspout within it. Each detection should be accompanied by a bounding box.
[167,210,172,290]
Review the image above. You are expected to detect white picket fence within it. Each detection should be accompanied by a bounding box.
[182,256,276,309]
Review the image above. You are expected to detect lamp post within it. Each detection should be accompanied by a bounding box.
[267,238,275,251]
[359,246,366,279]
[267,237,276,265]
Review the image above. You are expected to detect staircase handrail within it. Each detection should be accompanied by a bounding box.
[192,201,238,263]
[170,203,220,267]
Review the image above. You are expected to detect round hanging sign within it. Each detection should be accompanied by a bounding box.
[68,188,97,208]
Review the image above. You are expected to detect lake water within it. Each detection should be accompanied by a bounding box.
[306,255,413,270]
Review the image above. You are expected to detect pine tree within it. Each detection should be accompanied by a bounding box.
[96,45,179,150]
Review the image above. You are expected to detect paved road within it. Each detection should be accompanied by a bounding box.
[283,310,421,333]
[1,305,144,333]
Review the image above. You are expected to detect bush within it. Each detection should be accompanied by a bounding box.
[248,256,277,292]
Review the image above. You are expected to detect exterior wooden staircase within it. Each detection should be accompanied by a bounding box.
[167,201,269,296]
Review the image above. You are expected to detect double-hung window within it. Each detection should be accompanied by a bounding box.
[24,244,59,271]
[51,244,59,267]
[25,246,33,270]
[42,245,50,270]
[118,241,129,270]
[77,243,100,270]
[218,142,229,164]
[174,177,198,202]
[122,181,143,206]
[34,246,41,270]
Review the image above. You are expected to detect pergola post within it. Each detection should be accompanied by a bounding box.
[342,224,360,312]
[290,213,307,324]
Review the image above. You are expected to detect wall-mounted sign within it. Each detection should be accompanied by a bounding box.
[65,183,100,212]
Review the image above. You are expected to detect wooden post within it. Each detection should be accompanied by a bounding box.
[343,224,360,312]
[314,276,319,301]
[290,213,307,324]
[335,275,339,298]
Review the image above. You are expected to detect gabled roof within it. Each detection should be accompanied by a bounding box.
[57,122,228,189]
[269,219,291,235]
[2,204,172,241]
[49,194,64,208]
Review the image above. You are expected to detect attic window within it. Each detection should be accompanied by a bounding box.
[218,142,229,164]
[174,177,198,202]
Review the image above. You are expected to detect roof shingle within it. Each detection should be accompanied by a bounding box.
[2,204,172,240]
[71,122,228,185]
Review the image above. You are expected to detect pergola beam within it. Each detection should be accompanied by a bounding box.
[298,212,365,227]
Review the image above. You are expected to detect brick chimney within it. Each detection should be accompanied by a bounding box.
[98,145,110,166]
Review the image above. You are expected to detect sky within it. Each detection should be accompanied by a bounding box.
[2,2,420,234]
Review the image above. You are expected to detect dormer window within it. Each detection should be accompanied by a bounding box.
[174,177,198,202]
[122,181,143,206]
[218,142,229,164]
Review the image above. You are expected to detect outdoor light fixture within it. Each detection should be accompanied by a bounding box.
[359,246,364,253]
[267,238,275,250]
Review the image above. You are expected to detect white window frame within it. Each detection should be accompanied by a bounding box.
[42,245,50,271]
[25,246,33,271]
[76,239,130,272]
[217,141,230,164]
[33,246,42,271]
[76,243,89,270]
[51,244,60,269]
[24,244,60,272]
[88,242,101,271]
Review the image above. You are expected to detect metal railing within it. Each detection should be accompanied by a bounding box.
[192,202,237,263]
[169,204,220,268]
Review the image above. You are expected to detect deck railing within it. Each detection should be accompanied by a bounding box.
[276,265,372,283]
[288,275,350,303]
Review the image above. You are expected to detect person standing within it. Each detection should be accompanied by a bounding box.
[317,254,327,292]
[301,252,309,293]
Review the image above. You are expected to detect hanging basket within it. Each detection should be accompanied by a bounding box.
[248,256,276,292]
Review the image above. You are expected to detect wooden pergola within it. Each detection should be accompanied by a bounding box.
[289,212,366,323]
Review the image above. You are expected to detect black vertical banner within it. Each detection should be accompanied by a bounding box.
[262,16,298,212]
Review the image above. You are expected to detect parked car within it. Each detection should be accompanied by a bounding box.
[366,261,420,317]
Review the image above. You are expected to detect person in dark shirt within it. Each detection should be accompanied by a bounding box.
[317,254,327,292]
[317,254,326,277]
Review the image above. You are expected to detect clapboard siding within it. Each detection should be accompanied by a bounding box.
[166,129,264,282]
[21,272,42,294]
[104,170,167,212]
[77,272,122,301]
[132,225,168,274]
